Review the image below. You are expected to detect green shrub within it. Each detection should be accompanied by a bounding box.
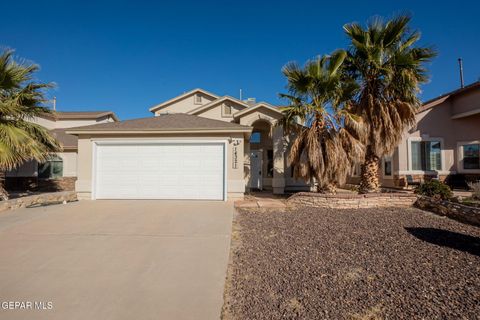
[415,180,453,200]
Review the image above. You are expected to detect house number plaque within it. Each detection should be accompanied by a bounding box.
[232,139,241,169]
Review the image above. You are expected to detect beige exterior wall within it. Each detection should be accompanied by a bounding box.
[7,115,115,180]
[60,152,78,177]
[75,133,246,200]
[451,88,480,116]
[6,152,77,178]
[379,88,480,187]
[194,101,245,122]
[153,93,217,115]
[238,106,310,193]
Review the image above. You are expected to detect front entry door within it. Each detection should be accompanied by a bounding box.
[250,150,262,190]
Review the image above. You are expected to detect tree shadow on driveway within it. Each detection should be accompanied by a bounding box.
[405,227,480,257]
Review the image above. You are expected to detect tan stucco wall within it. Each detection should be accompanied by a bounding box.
[60,152,78,177]
[6,152,77,178]
[238,107,310,193]
[153,93,217,115]
[75,133,246,200]
[379,91,480,187]
[451,88,480,116]
[394,107,480,175]
[195,101,245,122]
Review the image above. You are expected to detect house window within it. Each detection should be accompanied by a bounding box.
[383,156,393,176]
[463,144,480,169]
[38,155,63,179]
[194,94,202,104]
[250,132,261,144]
[411,140,442,171]
[223,103,232,116]
[267,150,273,177]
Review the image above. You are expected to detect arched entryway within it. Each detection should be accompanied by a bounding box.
[248,119,274,190]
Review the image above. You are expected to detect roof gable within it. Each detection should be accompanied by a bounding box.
[149,88,219,113]
[187,96,250,115]
[233,102,283,118]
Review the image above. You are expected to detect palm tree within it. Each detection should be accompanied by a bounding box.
[280,51,364,193]
[0,49,61,200]
[344,15,436,193]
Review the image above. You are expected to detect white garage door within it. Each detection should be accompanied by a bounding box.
[94,142,225,200]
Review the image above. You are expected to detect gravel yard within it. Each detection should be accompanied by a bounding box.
[222,206,480,319]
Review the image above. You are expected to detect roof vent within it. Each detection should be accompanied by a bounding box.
[159,111,170,116]
[244,98,256,106]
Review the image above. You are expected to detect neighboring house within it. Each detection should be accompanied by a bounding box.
[351,81,480,188]
[66,89,312,201]
[6,111,119,192]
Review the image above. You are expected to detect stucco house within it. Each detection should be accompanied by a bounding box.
[6,111,118,192]
[66,89,312,201]
[365,81,480,188]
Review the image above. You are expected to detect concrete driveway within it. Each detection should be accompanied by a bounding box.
[0,200,234,320]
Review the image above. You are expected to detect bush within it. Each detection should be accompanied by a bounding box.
[468,181,480,200]
[415,180,453,200]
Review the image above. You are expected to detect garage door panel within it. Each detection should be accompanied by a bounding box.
[95,142,225,200]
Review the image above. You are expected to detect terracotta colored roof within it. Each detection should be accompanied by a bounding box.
[40,111,119,121]
[419,81,480,112]
[66,113,252,133]
[50,129,78,150]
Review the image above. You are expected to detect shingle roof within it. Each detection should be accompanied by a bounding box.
[50,129,78,150]
[40,111,119,121]
[66,113,252,133]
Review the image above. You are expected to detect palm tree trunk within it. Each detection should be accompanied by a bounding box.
[359,148,380,194]
[0,171,8,201]
[317,183,337,194]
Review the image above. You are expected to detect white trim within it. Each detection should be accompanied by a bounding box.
[457,140,480,174]
[92,139,228,201]
[407,136,445,173]
[91,142,97,200]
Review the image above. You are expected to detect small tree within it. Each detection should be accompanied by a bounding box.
[280,51,364,193]
[0,49,61,199]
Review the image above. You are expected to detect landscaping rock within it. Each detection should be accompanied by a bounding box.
[415,196,480,227]
[0,191,77,213]
[287,192,417,209]
[223,206,480,319]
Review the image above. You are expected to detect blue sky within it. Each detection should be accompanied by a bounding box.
[2,1,479,120]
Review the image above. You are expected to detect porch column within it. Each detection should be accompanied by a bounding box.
[272,125,285,194]
[244,139,251,193]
